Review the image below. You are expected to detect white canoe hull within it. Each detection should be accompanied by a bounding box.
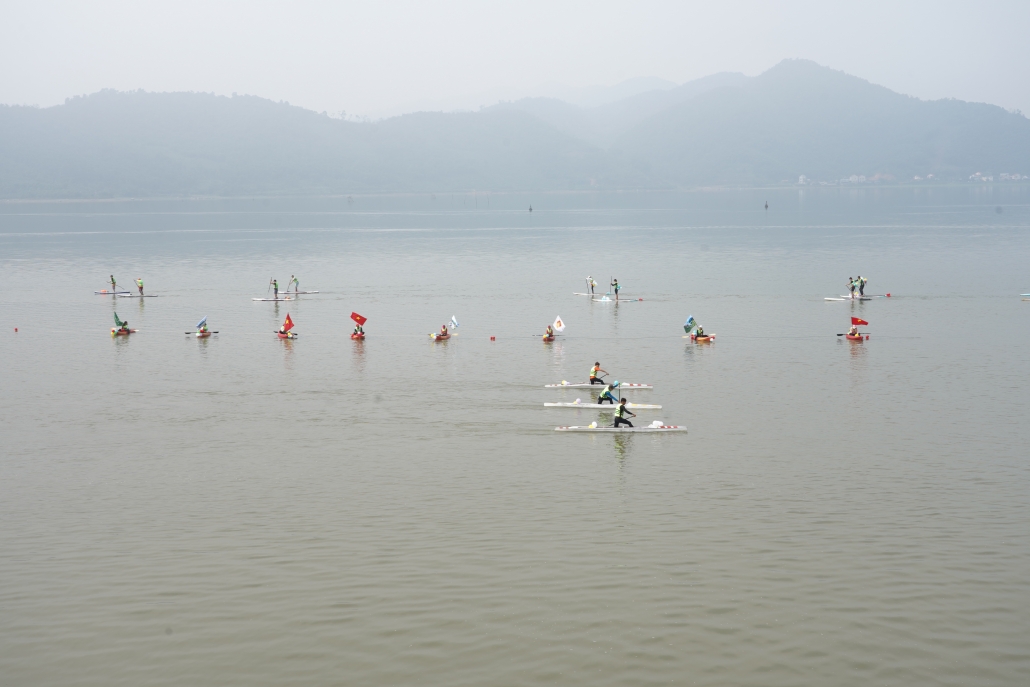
[544,402,662,409]
[545,383,651,389]
[555,425,686,433]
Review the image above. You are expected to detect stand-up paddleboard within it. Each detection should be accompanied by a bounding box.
[95,290,131,295]
[556,424,686,433]
[254,297,293,301]
[280,291,319,294]
[544,401,662,409]
[1021,293,1030,296]
[573,292,595,296]
[544,382,651,389]
[117,293,158,297]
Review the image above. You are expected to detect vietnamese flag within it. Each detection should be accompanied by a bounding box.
[851,317,868,326]
[282,313,294,332]
[350,312,367,326]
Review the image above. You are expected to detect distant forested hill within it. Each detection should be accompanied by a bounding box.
[1,60,1027,198]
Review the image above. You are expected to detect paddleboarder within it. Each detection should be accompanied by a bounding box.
[611,278,621,301]
[271,278,279,299]
[847,277,856,298]
[135,277,144,295]
[587,276,596,296]
[590,362,607,385]
[858,275,867,296]
[109,274,118,292]
[597,381,620,405]
[613,398,636,428]
[288,275,299,293]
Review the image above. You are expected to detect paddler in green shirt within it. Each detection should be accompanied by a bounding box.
[271,278,279,299]
[597,380,620,405]
[613,398,636,428]
[109,274,118,292]
[289,275,299,293]
[135,277,143,295]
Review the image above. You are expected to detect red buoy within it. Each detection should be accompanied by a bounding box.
[490,336,495,341]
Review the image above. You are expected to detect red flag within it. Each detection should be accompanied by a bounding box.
[851,317,868,326]
[282,313,294,332]
[350,312,367,326]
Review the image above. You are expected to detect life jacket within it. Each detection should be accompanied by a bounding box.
[615,404,627,418]
[590,365,600,378]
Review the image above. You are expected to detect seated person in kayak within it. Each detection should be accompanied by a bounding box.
[544,325,554,338]
[613,398,636,428]
[597,381,620,404]
[353,323,364,336]
[439,325,449,337]
[198,322,208,334]
[278,324,290,335]
[695,326,705,338]
[848,324,859,337]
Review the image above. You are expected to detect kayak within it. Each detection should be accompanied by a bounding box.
[195,331,212,338]
[351,333,365,340]
[110,328,138,336]
[546,404,663,410]
[544,382,652,389]
[95,290,131,295]
[542,335,555,342]
[555,425,687,433]
[277,332,298,339]
[845,334,868,341]
[430,333,450,341]
[690,334,715,342]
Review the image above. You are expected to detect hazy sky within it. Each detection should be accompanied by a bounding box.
[3,0,1028,118]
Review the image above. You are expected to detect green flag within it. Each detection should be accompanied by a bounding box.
[114,312,125,328]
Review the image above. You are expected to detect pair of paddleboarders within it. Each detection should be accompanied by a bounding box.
[269,276,301,299]
[585,277,622,300]
[847,276,868,297]
[108,275,144,294]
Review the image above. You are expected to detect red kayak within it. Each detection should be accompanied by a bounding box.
[111,328,138,336]
[845,334,868,341]
[690,334,715,342]
[277,332,298,339]
[351,333,365,340]
[542,335,555,342]
[430,332,450,341]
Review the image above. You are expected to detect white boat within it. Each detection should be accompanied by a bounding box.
[94,290,131,295]
[545,382,651,389]
[253,297,294,301]
[544,401,662,409]
[555,424,686,433]
[280,291,319,294]
[117,294,158,297]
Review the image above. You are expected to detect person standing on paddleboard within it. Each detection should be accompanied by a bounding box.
[590,362,607,385]
[135,277,143,295]
[611,278,621,301]
[597,381,620,405]
[109,274,118,292]
[587,276,596,296]
[613,398,636,428]
[271,278,279,299]
[858,275,867,296]
[847,277,856,298]
[289,275,299,293]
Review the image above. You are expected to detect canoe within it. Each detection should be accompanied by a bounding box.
[542,336,555,342]
[845,334,867,341]
[110,328,138,336]
[277,332,298,339]
[690,334,715,342]
[351,333,365,340]
[544,382,652,389]
[195,331,211,338]
[555,425,687,433]
[544,402,663,409]
[430,333,450,341]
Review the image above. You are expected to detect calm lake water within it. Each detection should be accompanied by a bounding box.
[1,187,1028,686]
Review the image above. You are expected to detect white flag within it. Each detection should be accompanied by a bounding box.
[449,316,459,329]
[552,315,565,332]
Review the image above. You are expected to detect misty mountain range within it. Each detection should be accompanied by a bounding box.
[2,60,1028,198]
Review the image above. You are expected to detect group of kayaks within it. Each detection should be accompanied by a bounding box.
[545,373,686,433]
